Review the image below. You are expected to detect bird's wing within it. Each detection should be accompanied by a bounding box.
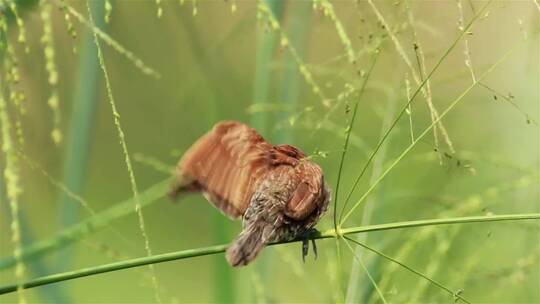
[285,162,325,220]
[177,121,279,218]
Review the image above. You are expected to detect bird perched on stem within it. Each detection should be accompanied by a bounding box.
[169,121,330,267]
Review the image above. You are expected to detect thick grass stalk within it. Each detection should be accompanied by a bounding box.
[172,12,233,301]
[338,0,494,222]
[340,34,527,225]
[0,213,538,296]
[251,1,284,301]
[55,0,104,271]
[278,0,311,143]
[252,0,284,132]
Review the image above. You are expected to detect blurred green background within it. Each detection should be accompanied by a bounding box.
[0,0,538,303]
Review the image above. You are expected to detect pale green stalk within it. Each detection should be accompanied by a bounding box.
[84,2,161,303]
[251,1,284,302]
[341,32,526,225]
[338,0,494,223]
[344,236,471,304]
[345,88,397,303]
[343,238,387,304]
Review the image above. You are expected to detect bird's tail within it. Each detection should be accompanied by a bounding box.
[226,221,275,267]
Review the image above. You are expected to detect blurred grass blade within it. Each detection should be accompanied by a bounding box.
[0,179,169,270]
[251,0,284,302]
[55,0,105,271]
[251,0,284,132]
[0,200,70,303]
[277,0,311,143]
[175,9,233,303]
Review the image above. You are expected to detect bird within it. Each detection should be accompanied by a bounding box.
[169,120,330,267]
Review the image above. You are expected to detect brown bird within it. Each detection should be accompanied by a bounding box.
[169,121,330,267]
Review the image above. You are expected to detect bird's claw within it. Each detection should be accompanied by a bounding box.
[301,228,320,263]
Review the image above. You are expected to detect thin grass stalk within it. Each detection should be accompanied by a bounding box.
[401,0,449,162]
[85,1,162,302]
[1,167,535,273]
[408,228,460,302]
[343,236,471,304]
[345,90,397,303]
[58,0,160,78]
[338,0,493,222]
[367,192,487,304]
[257,0,327,105]
[55,0,104,272]
[340,22,525,226]
[331,49,381,302]
[343,238,387,304]
[0,213,538,296]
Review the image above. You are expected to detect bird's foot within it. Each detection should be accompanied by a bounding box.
[301,228,320,262]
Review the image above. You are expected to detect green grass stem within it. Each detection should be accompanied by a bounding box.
[338,0,493,224]
[340,29,527,226]
[0,212,538,295]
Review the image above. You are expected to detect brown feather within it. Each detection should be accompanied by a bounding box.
[173,121,286,218]
[170,120,330,266]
